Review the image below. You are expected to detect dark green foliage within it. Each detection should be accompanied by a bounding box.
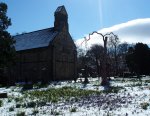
[0,31,15,67]
[126,43,150,75]
[141,102,149,110]
[144,80,150,83]
[0,3,11,30]
[15,97,23,102]
[0,2,16,83]
[8,98,12,102]
[50,109,60,115]
[16,103,21,108]
[70,107,77,112]
[9,107,14,111]
[33,83,48,89]
[16,112,25,116]
[22,84,33,90]
[22,103,26,108]
[15,98,20,102]
[37,101,46,107]
[0,100,3,107]
[32,109,39,115]
[27,101,36,108]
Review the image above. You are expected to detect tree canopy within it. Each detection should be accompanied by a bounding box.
[126,43,150,75]
[0,2,15,76]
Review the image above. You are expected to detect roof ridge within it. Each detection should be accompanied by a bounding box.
[13,27,54,37]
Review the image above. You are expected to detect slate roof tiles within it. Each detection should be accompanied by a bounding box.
[14,28,58,51]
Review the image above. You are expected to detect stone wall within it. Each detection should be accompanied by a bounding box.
[12,47,53,83]
[52,31,77,80]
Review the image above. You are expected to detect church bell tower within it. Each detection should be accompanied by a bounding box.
[54,5,69,32]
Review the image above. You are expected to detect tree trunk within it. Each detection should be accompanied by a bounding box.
[101,37,109,86]
[96,58,100,77]
[101,56,109,86]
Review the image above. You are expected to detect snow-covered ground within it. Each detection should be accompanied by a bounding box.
[0,77,150,116]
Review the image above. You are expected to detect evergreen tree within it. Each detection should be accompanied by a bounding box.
[126,43,150,75]
[0,2,15,77]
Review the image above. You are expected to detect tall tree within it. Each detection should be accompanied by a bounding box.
[117,42,129,75]
[108,34,120,75]
[77,47,91,83]
[125,46,135,73]
[86,44,104,77]
[0,3,15,77]
[126,43,150,76]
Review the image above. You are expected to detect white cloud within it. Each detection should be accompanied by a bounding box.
[75,18,150,48]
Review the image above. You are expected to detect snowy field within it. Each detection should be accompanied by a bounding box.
[0,77,150,116]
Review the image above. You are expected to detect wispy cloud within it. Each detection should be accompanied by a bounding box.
[75,18,150,48]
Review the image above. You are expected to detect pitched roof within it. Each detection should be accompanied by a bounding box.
[14,28,58,51]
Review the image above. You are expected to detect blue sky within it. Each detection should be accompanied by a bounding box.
[2,0,150,41]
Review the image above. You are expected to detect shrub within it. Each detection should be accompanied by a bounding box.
[22,84,33,90]
[141,102,149,110]
[33,82,48,88]
[8,98,12,103]
[22,103,26,108]
[37,101,46,107]
[0,100,3,107]
[70,107,77,112]
[55,112,60,115]
[144,80,150,83]
[15,83,23,87]
[39,83,48,88]
[32,109,39,115]
[16,111,25,116]
[51,109,60,115]
[27,101,36,108]
[15,97,23,102]
[16,103,21,108]
[9,107,14,111]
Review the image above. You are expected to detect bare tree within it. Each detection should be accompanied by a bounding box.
[88,32,115,86]
[77,47,90,83]
[117,42,129,76]
[108,35,120,76]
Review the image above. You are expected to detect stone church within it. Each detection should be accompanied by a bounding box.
[11,6,77,83]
